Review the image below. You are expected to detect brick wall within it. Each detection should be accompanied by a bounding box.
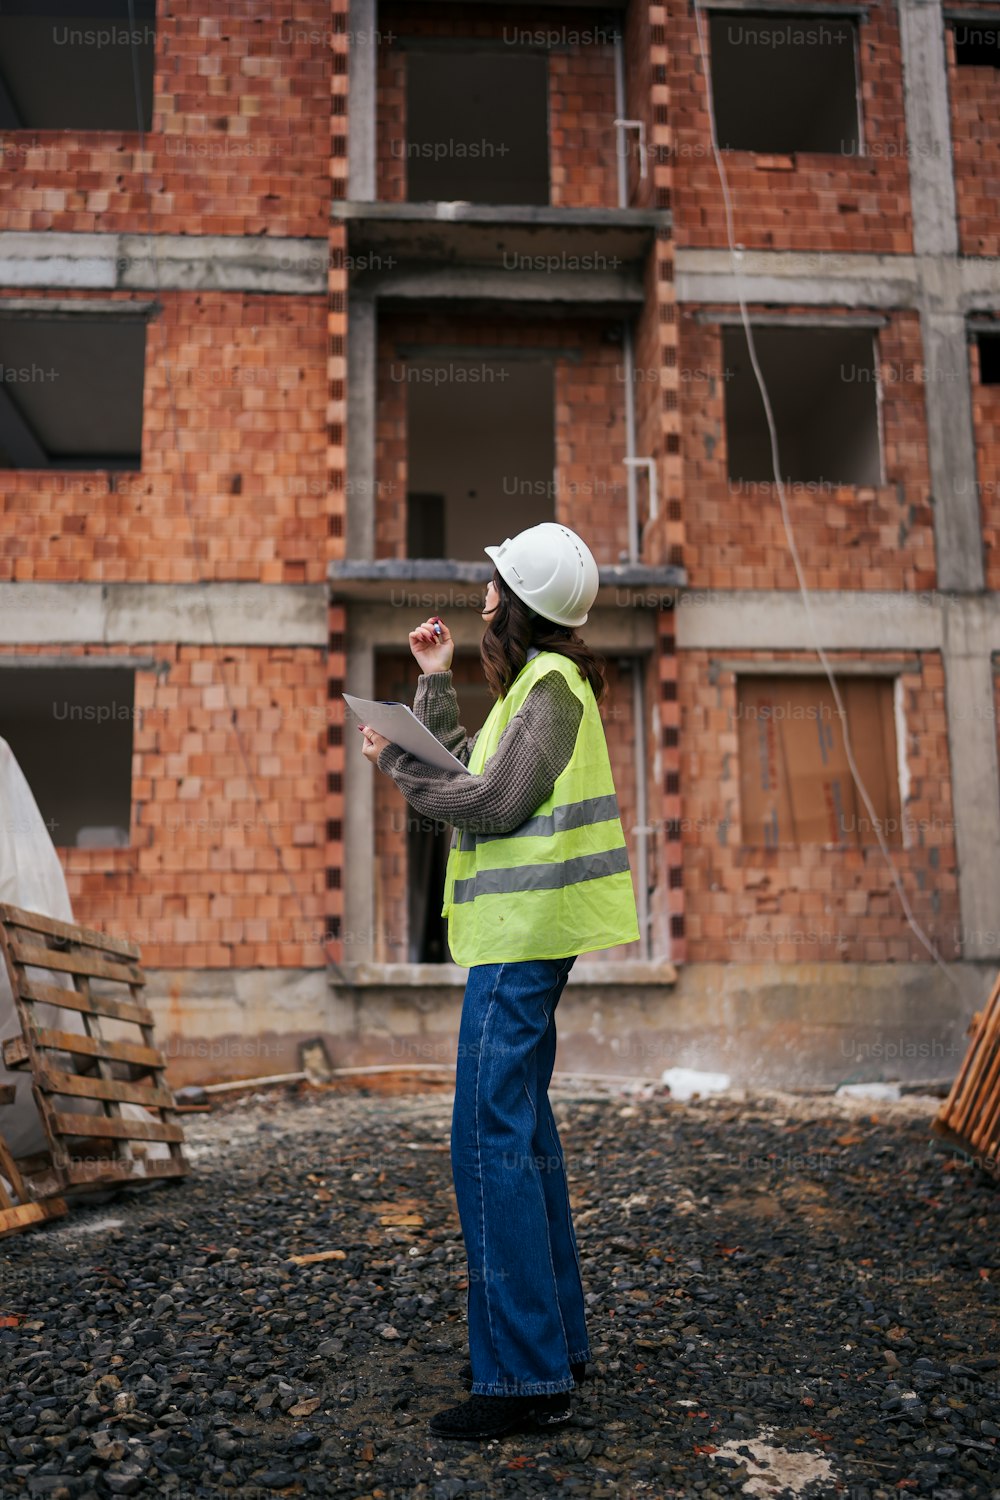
[678,650,959,962]
[375,4,619,208]
[666,0,912,253]
[947,20,1000,258]
[0,642,328,969]
[622,0,654,210]
[678,307,936,590]
[0,289,329,584]
[0,0,332,238]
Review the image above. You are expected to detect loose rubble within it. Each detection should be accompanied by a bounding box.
[1,1084,998,1499]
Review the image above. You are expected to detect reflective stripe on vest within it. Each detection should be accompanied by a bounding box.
[441,650,640,965]
[452,843,632,904]
[466,791,622,847]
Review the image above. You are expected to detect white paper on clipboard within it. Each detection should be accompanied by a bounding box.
[343,694,470,774]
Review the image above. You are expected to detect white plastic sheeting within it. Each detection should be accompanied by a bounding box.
[0,737,169,1170]
[0,736,75,1159]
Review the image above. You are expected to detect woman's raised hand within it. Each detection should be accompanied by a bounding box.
[409,617,454,674]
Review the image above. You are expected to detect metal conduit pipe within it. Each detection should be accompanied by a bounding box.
[615,21,653,961]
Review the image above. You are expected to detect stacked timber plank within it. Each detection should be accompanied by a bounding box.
[0,902,187,1233]
[932,971,1000,1179]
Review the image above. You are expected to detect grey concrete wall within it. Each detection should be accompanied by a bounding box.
[145,961,995,1091]
[0,584,327,647]
[0,232,327,294]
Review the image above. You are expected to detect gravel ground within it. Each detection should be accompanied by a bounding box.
[1,1082,998,1500]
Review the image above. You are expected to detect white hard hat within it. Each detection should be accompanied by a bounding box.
[484,523,600,627]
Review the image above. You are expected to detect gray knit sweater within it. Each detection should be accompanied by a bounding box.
[376,664,584,836]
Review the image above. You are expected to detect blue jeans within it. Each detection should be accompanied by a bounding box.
[451,956,590,1397]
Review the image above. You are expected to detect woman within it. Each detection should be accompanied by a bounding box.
[360,522,640,1440]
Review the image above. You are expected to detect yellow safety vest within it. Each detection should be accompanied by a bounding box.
[441,650,640,966]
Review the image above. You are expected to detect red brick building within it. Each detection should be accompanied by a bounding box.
[1,0,997,1087]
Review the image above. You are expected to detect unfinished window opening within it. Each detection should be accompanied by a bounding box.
[708,10,860,153]
[976,332,1000,384]
[0,1,156,131]
[405,357,555,559]
[404,50,549,203]
[0,313,146,470]
[722,324,882,486]
[951,22,1000,68]
[736,675,902,848]
[376,653,493,964]
[0,667,135,848]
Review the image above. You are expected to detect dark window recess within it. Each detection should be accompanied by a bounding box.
[0,314,146,471]
[708,11,860,153]
[951,22,1000,67]
[404,50,549,204]
[722,324,881,487]
[976,332,1000,384]
[736,675,902,848]
[407,493,446,558]
[407,816,451,963]
[0,667,135,847]
[405,358,555,559]
[0,0,156,131]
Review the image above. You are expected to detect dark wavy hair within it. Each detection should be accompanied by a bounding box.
[481,571,607,703]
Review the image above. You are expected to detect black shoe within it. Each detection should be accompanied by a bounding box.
[458,1359,588,1390]
[429,1392,572,1441]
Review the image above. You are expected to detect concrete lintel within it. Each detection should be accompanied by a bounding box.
[674,590,951,652]
[340,601,660,653]
[928,256,1000,314]
[699,0,868,11]
[711,656,922,677]
[333,201,669,230]
[0,298,156,319]
[117,235,328,294]
[0,583,327,647]
[329,559,684,586]
[333,960,678,986]
[0,232,328,295]
[675,249,1000,316]
[674,248,921,308]
[371,267,646,305]
[0,652,166,672]
[694,309,889,328]
[0,232,119,289]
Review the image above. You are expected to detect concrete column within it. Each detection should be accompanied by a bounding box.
[917,296,985,592]
[940,597,1000,960]
[896,0,959,257]
[348,0,377,201]
[346,291,377,561]
[343,626,377,962]
[897,0,984,591]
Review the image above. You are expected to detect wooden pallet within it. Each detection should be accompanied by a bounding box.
[932,970,1000,1179]
[0,1088,68,1237]
[0,902,188,1198]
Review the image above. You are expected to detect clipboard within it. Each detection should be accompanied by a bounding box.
[343,694,470,775]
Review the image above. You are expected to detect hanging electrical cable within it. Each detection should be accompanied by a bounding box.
[691,1,960,990]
